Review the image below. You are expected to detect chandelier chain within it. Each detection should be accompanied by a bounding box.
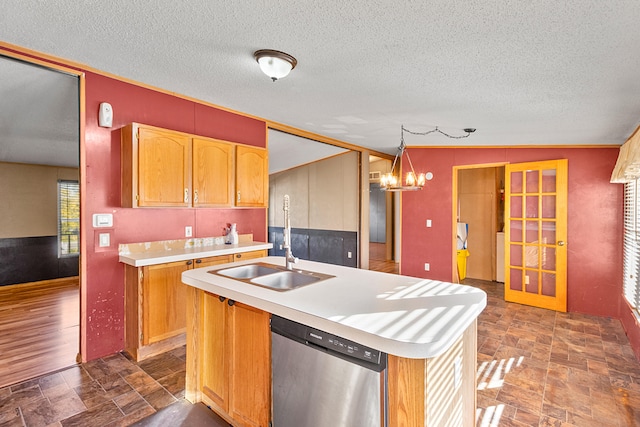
[402,125,473,140]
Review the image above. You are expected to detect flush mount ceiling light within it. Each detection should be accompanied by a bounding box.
[380,125,476,192]
[254,49,297,82]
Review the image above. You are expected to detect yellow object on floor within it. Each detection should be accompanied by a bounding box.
[457,249,469,280]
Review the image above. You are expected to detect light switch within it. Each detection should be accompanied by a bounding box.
[99,233,110,247]
[93,213,113,228]
[426,219,432,228]
[424,263,430,271]
[185,226,193,237]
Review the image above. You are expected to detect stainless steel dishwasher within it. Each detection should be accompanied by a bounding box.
[271,315,387,427]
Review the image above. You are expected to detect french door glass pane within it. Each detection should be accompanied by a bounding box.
[510,244,522,265]
[525,246,538,268]
[510,220,523,242]
[525,221,539,243]
[542,222,556,244]
[526,196,539,218]
[542,272,556,296]
[542,169,557,192]
[525,270,539,293]
[526,170,539,193]
[511,171,523,193]
[510,269,523,291]
[511,196,523,218]
[542,246,556,270]
[542,195,556,218]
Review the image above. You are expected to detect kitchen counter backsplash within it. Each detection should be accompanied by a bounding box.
[119,234,254,255]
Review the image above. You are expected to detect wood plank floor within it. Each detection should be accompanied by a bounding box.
[0,277,79,389]
[368,242,398,274]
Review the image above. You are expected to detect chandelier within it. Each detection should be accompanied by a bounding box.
[380,125,476,192]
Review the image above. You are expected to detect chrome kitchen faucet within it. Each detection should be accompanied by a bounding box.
[283,195,298,270]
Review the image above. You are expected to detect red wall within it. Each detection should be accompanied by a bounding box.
[400,147,624,319]
[81,72,268,360]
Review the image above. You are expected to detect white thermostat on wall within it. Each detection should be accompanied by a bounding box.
[92,213,113,228]
[98,102,113,128]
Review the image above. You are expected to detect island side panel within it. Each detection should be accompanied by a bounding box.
[387,319,477,427]
[185,285,202,403]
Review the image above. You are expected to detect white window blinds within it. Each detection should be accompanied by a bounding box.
[623,180,640,316]
[58,180,80,257]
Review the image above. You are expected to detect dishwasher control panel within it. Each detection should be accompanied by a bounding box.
[306,328,382,364]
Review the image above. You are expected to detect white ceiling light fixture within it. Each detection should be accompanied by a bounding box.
[254,49,297,82]
[380,125,476,192]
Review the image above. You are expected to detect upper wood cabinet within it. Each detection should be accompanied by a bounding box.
[122,124,192,207]
[236,145,268,207]
[193,138,234,207]
[122,123,267,208]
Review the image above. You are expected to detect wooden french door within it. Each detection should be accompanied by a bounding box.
[504,159,568,312]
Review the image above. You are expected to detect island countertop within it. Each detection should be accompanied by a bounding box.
[181,256,486,359]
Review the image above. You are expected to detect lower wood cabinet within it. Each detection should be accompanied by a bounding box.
[186,288,271,427]
[124,250,267,362]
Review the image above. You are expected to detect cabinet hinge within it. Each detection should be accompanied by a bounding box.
[140,333,143,342]
[135,194,140,201]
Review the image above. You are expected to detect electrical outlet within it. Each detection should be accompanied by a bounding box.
[185,226,193,237]
[424,263,430,271]
[99,233,110,247]
[347,251,352,259]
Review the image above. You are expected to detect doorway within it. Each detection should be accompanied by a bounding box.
[0,53,81,385]
[455,164,506,282]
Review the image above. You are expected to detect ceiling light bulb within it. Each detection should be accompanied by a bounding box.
[254,49,297,82]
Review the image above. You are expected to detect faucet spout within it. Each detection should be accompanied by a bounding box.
[283,195,298,270]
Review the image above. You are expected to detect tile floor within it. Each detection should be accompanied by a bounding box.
[0,347,189,427]
[471,278,640,427]
[2,279,640,426]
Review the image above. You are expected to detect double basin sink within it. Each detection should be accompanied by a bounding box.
[209,262,334,292]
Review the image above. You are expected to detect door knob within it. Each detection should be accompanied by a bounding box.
[558,241,565,246]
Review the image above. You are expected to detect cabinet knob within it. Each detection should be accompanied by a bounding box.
[186,260,193,265]
[558,241,566,246]
[218,296,226,303]
[195,259,202,264]
[236,254,242,259]
[227,299,235,307]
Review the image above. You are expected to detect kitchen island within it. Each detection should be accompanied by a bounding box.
[182,256,486,427]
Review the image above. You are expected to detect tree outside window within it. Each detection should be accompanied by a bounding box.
[58,180,79,257]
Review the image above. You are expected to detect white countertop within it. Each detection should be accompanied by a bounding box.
[119,241,273,267]
[181,256,486,359]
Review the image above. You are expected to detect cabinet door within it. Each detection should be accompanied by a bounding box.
[138,127,192,207]
[142,260,190,345]
[228,302,271,427]
[193,138,234,207]
[232,250,267,263]
[201,292,229,412]
[235,145,268,207]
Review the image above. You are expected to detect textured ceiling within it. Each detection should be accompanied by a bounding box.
[2,0,640,163]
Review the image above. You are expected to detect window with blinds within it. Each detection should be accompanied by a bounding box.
[623,180,640,317]
[58,180,80,257]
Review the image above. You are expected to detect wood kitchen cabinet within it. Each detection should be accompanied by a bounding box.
[121,123,266,208]
[188,289,271,427]
[124,254,233,361]
[235,145,268,207]
[121,124,192,207]
[193,137,234,207]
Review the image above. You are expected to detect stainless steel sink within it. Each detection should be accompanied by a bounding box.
[209,262,333,291]
[251,270,324,290]
[216,263,282,279]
